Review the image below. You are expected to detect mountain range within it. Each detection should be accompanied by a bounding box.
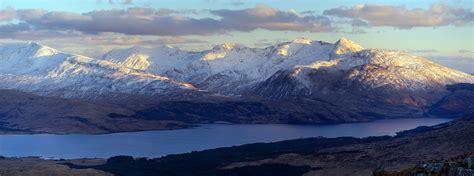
[0,38,473,133]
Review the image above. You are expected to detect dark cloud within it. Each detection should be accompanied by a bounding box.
[0,5,333,37]
[351,19,369,27]
[300,10,316,15]
[324,3,473,29]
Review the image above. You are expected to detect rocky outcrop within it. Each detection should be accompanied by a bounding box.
[374,154,474,176]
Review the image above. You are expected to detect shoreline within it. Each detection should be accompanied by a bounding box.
[0,113,471,176]
[0,117,453,160]
[0,116,454,135]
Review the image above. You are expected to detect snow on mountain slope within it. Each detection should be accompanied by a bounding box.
[344,50,473,89]
[0,42,64,74]
[103,37,473,96]
[102,45,201,73]
[103,38,339,93]
[332,37,363,55]
[251,47,474,116]
[243,41,473,117]
[288,49,474,92]
[2,38,473,101]
[0,42,196,98]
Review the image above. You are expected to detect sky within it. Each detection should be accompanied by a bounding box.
[0,0,473,72]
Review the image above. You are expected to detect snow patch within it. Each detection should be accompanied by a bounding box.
[333,38,363,55]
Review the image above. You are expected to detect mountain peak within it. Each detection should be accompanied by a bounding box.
[291,38,312,45]
[0,41,59,59]
[213,43,237,50]
[27,41,44,48]
[334,38,363,55]
[26,41,59,57]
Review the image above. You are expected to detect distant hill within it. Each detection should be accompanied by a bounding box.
[0,89,188,134]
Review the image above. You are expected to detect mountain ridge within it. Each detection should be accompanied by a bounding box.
[0,42,197,99]
[0,38,473,125]
[100,38,473,95]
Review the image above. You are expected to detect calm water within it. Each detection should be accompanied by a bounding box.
[0,118,451,159]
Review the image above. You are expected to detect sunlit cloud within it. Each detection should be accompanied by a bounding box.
[0,8,16,21]
[210,4,333,33]
[324,3,473,29]
[0,5,333,38]
[0,2,472,63]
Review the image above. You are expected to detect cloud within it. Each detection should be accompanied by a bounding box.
[0,23,85,40]
[80,35,208,46]
[96,0,133,5]
[204,0,245,6]
[122,0,133,4]
[230,0,245,6]
[0,5,333,38]
[210,4,333,32]
[0,8,16,21]
[2,3,470,44]
[300,10,316,15]
[350,19,369,27]
[0,8,218,36]
[324,3,473,29]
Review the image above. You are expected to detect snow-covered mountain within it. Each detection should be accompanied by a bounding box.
[254,47,474,96]
[102,38,357,94]
[1,38,473,103]
[102,38,474,96]
[99,38,474,118]
[0,38,473,121]
[0,42,196,98]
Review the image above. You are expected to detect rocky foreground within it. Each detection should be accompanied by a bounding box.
[0,113,472,176]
